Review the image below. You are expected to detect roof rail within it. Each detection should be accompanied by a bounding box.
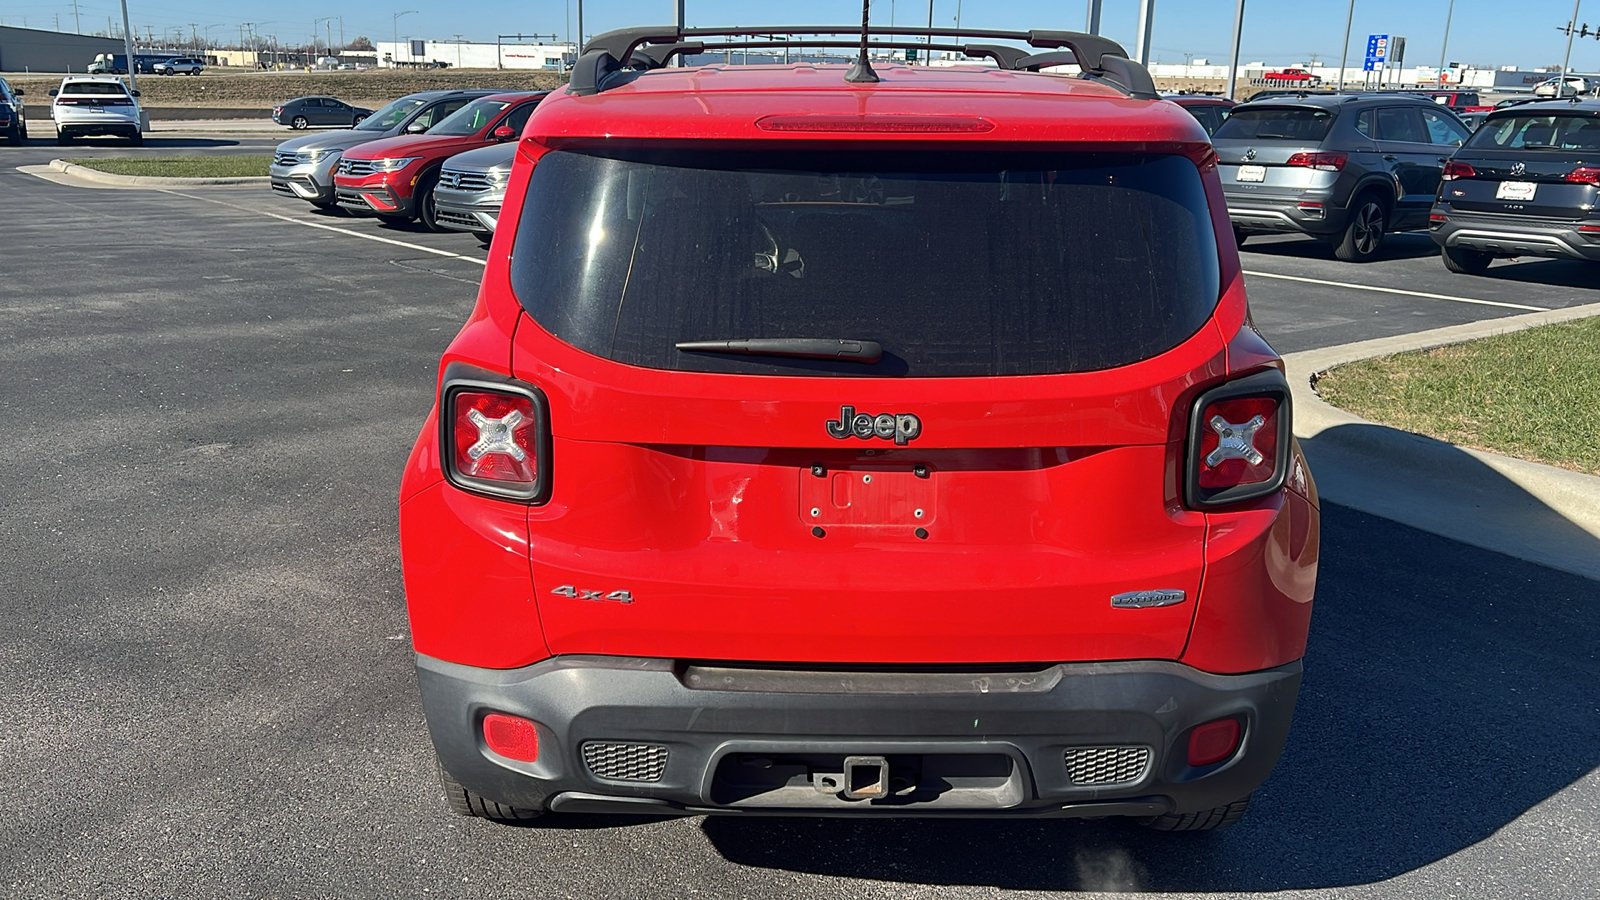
[569,25,1157,100]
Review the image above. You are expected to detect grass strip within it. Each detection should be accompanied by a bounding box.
[1315,317,1600,475]
[70,155,270,178]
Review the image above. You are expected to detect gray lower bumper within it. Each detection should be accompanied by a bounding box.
[1433,212,1600,262]
[418,653,1303,819]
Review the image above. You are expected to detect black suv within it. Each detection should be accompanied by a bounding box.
[1429,99,1600,274]
[1215,94,1472,261]
[0,77,26,145]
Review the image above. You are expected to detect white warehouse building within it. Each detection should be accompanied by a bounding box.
[375,39,573,70]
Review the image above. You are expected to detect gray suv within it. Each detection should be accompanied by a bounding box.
[1215,94,1472,261]
[270,90,498,211]
[1430,99,1600,274]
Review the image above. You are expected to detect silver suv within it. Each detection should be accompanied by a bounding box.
[153,57,204,76]
[432,142,515,245]
[1215,94,1471,261]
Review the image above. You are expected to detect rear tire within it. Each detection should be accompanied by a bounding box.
[353,114,367,125]
[1232,225,1249,248]
[6,123,20,146]
[128,131,143,147]
[1333,194,1387,262]
[437,760,543,823]
[475,231,493,247]
[1140,794,1252,832]
[1441,245,1493,275]
[56,130,73,146]
[291,115,309,130]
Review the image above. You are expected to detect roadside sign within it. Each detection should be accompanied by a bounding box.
[1365,34,1390,62]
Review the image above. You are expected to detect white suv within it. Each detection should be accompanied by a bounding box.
[50,76,143,146]
[153,57,205,76]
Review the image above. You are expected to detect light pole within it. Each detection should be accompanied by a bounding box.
[577,0,584,52]
[1226,0,1245,100]
[118,0,136,94]
[1336,0,1356,94]
[1437,0,1456,85]
[1085,0,1102,34]
[315,17,333,57]
[1559,0,1583,92]
[394,10,419,66]
[1133,0,1155,66]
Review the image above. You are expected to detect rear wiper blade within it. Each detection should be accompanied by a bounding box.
[675,338,883,363]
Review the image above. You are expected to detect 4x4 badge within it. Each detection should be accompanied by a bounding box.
[826,406,922,445]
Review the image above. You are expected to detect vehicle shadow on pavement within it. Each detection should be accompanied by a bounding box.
[1241,232,1439,262]
[1478,258,1600,288]
[700,503,1600,890]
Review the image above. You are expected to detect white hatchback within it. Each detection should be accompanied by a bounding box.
[50,76,143,146]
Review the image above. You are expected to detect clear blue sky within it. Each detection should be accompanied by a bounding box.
[7,1,1600,70]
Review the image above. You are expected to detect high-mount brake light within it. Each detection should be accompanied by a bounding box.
[1184,370,1292,508]
[1565,166,1600,185]
[756,114,996,134]
[1441,160,1476,181]
[1284,151,1348,172]
[441,378,550,503]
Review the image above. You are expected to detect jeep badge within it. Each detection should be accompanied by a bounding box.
[825,406,921,445]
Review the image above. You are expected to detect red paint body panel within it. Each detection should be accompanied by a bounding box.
[399,62,1319,676]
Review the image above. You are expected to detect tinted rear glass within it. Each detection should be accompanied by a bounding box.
[509,149,1220,378]
[61,82,129,96]
[1213,107,1335,142]
[1468,114,1600,151]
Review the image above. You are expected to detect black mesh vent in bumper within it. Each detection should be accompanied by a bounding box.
[582,742,669,782]
[1063,746,1151,785]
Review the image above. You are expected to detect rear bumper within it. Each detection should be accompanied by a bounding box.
[419,653,1303,819]
[1431,207,1600,262]
[54,115,139,136]
[1226,194,1346,237]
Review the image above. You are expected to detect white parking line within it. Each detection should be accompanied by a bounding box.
[1242,269,1549,312]
[163,190,489,266]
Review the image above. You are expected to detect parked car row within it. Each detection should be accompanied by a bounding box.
[271,89,543,242]
[1213,91,1600,272]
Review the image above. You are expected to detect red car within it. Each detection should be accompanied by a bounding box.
[334,91,546,230]
[1166,94,1237,135]
[401,25,1319,829]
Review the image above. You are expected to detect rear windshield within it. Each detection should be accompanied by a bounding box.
[509,148,1221,378]
[430,98,511,136]
[1213,107,1335,142]
[356,97,425,131]
[61,82,128,96]
[1467,114,1600,151]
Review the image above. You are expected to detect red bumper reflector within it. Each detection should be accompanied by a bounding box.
[757,114,995,134]
[1430,213,1449,223]
[483,713,540,762]
[1577,224,1600,234]
[1188,718,1242,767]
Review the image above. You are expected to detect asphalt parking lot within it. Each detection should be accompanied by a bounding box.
[2,134,1597,899]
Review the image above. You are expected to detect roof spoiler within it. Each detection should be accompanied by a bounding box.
[569,26,1157,100]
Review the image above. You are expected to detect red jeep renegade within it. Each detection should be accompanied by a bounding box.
[399,24,1319,830]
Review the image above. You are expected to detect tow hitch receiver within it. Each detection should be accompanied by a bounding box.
[815,755,891,800]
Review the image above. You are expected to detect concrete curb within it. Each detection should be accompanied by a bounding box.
[1284,302,1600,582]
[48,158,268,187]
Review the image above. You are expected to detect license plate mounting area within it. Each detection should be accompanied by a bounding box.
[799,466,936,531]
